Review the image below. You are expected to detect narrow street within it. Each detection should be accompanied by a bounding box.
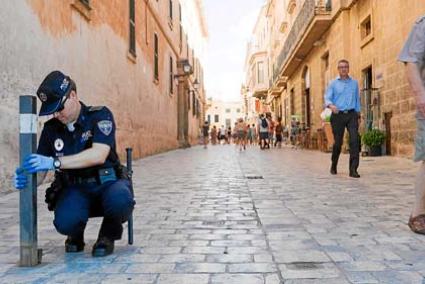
[0,145,424,283]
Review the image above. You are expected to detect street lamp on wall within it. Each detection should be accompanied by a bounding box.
[193,79,200,90]
[174,60,193,85]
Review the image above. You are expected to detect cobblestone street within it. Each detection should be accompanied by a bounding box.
[1,145,425,283]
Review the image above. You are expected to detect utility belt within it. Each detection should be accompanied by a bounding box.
[45,165,130,211]
[67,167,118,185]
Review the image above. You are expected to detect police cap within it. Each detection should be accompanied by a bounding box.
[36,70,73,116]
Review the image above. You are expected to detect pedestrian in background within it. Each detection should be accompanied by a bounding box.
[246,124,253,145]
[235,118,247,151]
[267,113,275,148]
[399,15,425,235]
[290,118,298,148]
[258,114,269,149]
[324,59,361,178]
[202,121,209,149]
[211,125,217,145]
[251,124,257,145]
[274,117,283,148]
[227,126,232,144]
[219,125,226,145]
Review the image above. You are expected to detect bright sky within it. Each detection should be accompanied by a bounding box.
[203,0,266,102]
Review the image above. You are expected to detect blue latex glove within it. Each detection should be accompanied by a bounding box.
[14,167,27,190]
[23,154,54,173]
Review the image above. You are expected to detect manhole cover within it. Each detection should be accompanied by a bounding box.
[245,175,264,179]
[203,221,225,226]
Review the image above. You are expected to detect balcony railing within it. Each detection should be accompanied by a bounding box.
[273,0,331,82]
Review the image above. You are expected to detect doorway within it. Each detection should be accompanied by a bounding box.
[302,67,312,127]
[384,112,392,155]
[362,66,373,130]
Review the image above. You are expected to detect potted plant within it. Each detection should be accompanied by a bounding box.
[362,129,386,156]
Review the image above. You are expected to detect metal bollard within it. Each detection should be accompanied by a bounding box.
[126,148,134,245]
[19,96,42,266]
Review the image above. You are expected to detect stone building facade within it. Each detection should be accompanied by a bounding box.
[0,0,207,193]
[247,0,425,158]
[206,99,244,130]
[242,4,270,125]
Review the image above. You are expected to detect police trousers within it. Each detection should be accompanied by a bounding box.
[53,179,135,240]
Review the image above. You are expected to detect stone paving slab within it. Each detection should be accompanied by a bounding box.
[0,145,425,283]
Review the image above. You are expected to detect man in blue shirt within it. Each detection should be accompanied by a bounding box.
[324,59,361,178]
[14,71,135,256]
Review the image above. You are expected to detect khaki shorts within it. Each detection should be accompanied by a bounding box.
[414,118,425,162]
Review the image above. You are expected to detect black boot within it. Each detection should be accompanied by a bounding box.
[65,234,85,253]
[92,236,115,257]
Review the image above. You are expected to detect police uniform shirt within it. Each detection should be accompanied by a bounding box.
[37,103,119,175]
[399,15,425,119]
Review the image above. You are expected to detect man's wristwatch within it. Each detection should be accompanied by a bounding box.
[53,157,61,170]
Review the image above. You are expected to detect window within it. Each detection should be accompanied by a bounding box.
[71,0,92,21]
[129,0,136,56]
[192,49,195,66]
[214,115,219,123]
[290,88,295,115]
[361,15,372,40]
[257,61,264,84]
[80,0,90,6]
[236,108,241,113]
[186,35,189,59]
[207,115,211,123]
[179,4,182,50]
[169,56,174,94]
[192,92,196,116]
[169,0,173,20]
[154,34,159,81]
[225,109,231,113]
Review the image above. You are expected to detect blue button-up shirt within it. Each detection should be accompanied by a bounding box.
[324,76,361,112]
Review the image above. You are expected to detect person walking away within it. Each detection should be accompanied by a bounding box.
[290,118,298,148]
[275,117,283,148]
[252,124,257,145]
[202,121,209,149]
[267,114,275,148]
[236,118,247,151]
[219,125,226,145]
[246,124,253,145]
[211,125,217,145]
[399,15,425,234]
[324,59,361,178]
[258,114,269,150]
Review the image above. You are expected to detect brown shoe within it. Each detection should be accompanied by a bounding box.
[408,214,425,234]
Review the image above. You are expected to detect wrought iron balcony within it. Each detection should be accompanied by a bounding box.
[273,0,332,82]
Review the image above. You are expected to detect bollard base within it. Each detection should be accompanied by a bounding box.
[38,248,43,264]
[19,246,41,267]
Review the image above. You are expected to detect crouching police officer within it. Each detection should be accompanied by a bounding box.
[14,70,135,257]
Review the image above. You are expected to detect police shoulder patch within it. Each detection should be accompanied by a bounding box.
[89,106,105,112]
[97,120,113,136]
